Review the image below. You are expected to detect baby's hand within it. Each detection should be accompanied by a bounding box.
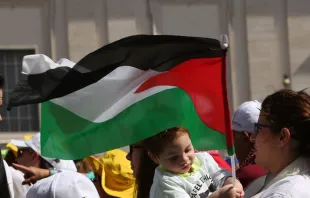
[218,184,244,198]
[233,181,244,196]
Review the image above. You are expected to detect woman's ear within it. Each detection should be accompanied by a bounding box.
[32,152,40,163]
[147,151,160,164]
[279,128,291,146]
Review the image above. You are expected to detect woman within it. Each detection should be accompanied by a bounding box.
[127,143,158,198]
[245,89,310,197]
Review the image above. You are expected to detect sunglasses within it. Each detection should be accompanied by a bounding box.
[18,148,33,157]
[254,122,272,134]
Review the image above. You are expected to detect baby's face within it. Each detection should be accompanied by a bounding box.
[157,133,195,174]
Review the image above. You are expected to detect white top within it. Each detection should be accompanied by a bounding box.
[9,167,30,198]
[245,157,310,198]
[3,160,14,198]
[150,152,232,198]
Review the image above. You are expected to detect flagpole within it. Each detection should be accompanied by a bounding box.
[230,155,237,185]
[220,34,237,186]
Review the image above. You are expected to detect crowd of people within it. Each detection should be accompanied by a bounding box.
[1,72,310,197]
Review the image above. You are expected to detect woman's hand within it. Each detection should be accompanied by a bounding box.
[12,163,50,185]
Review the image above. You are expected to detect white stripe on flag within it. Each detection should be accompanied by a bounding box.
[51,66,175,122]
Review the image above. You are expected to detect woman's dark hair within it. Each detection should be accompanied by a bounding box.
[130,145,158,198]
[0,151,12,198]
[261,89,310,157]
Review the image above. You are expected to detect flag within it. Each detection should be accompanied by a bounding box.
[8,35,233,159]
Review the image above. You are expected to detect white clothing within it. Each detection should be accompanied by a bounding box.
[9,167,30,198]
[150,152,232,198]
[3,160,14,198]
[26,170,99,198]
[245,157,310,198]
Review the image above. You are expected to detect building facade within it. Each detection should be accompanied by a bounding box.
[0,0,309,140]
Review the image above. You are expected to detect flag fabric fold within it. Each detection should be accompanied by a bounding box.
[8,35,234,159]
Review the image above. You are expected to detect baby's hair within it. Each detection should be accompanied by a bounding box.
[143,126,190,156]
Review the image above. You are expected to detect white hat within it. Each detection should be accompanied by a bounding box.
[11,133,77,171]
[10,139,28,148]
[26,170,100,198]
[232,100,261,133]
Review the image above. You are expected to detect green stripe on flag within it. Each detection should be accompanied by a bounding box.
[41,88,226,159]
[227,146,235,156]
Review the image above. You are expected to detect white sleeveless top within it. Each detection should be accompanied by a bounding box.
[245,157,310,198]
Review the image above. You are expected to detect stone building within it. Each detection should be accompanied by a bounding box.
[0,0,309,142]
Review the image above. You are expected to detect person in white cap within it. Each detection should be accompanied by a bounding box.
[11,133,77,171]
[232,100,267,188]
[26,170,99,198]
[8,132,77,198]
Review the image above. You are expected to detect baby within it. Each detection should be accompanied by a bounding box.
[143,126,244,198]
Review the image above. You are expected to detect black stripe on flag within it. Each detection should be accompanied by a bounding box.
[8,35,225,110]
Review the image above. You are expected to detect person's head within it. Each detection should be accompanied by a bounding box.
[232,100,261,163]
[0,74,4,121]
[85,150,135,198]
[250,89,310,172]
[16,146,54,169]
[143,126,195,174]
[10,138,38,167]
[126,142,157,198]
[12,133,77,171]
[26,170,100,198]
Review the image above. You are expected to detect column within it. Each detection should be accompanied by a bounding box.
[134,0,153,34]
[51,0,69,60]
[274,0,291,89]
[228,0,250,108]
[95,0,109,46]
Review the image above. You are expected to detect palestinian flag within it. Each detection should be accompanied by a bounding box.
[8,35,233,160]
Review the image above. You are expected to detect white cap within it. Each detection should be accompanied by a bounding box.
[11,133,77,171]
[10,139,28,148]
[26,170,100,198]
[232,100,261,133]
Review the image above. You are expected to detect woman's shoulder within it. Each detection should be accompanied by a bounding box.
[263,175,310,197]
